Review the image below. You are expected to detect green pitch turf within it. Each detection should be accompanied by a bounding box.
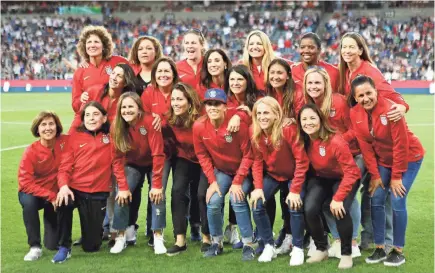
[1,93,433,273]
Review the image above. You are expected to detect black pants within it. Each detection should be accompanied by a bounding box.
[57,189,108,252]
[304,176,359,256]
[265,185,291,233]
[171,157,201,235]
[18,192,58,250]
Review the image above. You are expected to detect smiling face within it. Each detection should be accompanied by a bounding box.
[229,71,247,96]
[171,89,189,116]
[268,63,288,90]
[84,106,107,132]
[299,37,320,65]
[120,97,140,124]
[137,39,156,65]
[85,34,103,58]
[247,34,265,59]
[109,66,126,90]
[38,117,57,141]
[207,51,226,77]
[341,37,363,64]
[155,61,174,88]
[256,103,277,131]
[305,72,326,101]
[205,101,226,121]
[300,108,321,136]
[353,82,378,111]
[183,33,203,60]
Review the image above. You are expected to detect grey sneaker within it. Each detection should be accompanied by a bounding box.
[242,245,255,261]
[365,248,387,264]
[203,243,223,258]
[384,249,405,267]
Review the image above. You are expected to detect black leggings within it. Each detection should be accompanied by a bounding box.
[304,176,359,256]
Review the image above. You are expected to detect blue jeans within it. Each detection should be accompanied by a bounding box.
[207,169,253,243]
[112,165,150,230]
[371,159,423,248]
[151,159,172,231]
[252,175,305,248]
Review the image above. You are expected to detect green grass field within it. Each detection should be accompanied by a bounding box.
[1,93,433,273]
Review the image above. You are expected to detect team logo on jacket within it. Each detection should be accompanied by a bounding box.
[60,142,65,150]
[140,126,147,135]
[102,134,110,144]
[319,146,326,157]
[105,66,113,75]
[380,115,388,126]
[224,133,233,143]
[330,108,336,117]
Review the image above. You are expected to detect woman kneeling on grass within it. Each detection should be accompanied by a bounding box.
[349,75,425,267]
[18,111,67,261]
[53,101,131,263]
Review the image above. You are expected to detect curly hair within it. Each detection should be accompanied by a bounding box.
[128,36,163,65]
[76,25,114,61]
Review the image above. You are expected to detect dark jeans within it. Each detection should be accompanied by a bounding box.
[265,185,291,233]
[304,176,360,256]
[57,189,108,252]
[18,192,58,250]
[171,157,202,235]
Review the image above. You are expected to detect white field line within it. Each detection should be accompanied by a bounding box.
[1,144,29,152]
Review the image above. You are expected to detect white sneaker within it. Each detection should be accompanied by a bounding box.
[352,245,361,258]
[307,238,317,257]
[258,244,277,262]
[125,225,137,244]
[110,235,127,254]
[328,239,341,258]
[224,225,232,243]
[24,247,42,261]
[224,225,241,245]
[289,247,304,266]
[276,234,292,255]
[154,235,167,255]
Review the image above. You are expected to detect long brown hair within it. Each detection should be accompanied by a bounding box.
[303,67,333,118]
[251,96,283,150]
[200,49,232,89]
[112,92,145,153]
[265,58,297,119]
[100,63,141,100]
[77,101,110,133]
[296,103,335,152]
[167,83,201,129]
[338,32,374,94]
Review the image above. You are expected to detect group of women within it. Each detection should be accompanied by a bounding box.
[18,25,424,269]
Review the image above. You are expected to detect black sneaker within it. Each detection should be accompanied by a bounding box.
[166,244,187,256]
[148,236,154,247]
[384,249,405,267]
[365,248,387,264]
[108,239,116,248]
[201,242,211,253]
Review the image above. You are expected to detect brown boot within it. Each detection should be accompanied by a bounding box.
[306,250,328,263]
[338,255,353,269]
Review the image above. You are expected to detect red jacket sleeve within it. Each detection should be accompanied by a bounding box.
[18,147,57,202]
[391,119,409,180]
[333,138,361,202]
[251,143,264,189]
[369,66,409,111]
[147,121,166,189]
[57,138,75,189]
[111,143,129,191]
[193,121,217,184]
[287,132,309,194]
[71,70,83,113]
[232,125,253,185]
[141,88,152,113]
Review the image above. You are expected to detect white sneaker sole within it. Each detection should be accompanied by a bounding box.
[384,259,405,267]
[365,256,387,264]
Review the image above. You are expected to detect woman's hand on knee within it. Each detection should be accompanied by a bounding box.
[116,190,132,206]
[206,182,221,204]
[330,200,346,219]
[369,178,384,197]
[229,184,245,203]
[249,189,265,209]
[55,185,74,207]
[286,192,302,211]
[390,179,406,198]
[149,188,164,204]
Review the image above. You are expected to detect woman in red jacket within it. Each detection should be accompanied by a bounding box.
[71,25,127,126]
[349,75,424,267]
[18,111,67,261]
[128,36,164,92]
[250,96,309,265]
[241,30,293,92]
[291,32,339,93]
[193,88,255,260]
[297,103,361,269]
[177,29,207,88]
[196,48,232,100]
[108,92,165,254]
[53,101,131,263]
[165,83,208,255]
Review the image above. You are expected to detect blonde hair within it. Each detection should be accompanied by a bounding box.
[338,32,374,94]
[128,36,163,65]
[251,96,283,150]
[303,67,333,118]
[182,29,208,56]
[242,30,275,86]
[76,25,114,61]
